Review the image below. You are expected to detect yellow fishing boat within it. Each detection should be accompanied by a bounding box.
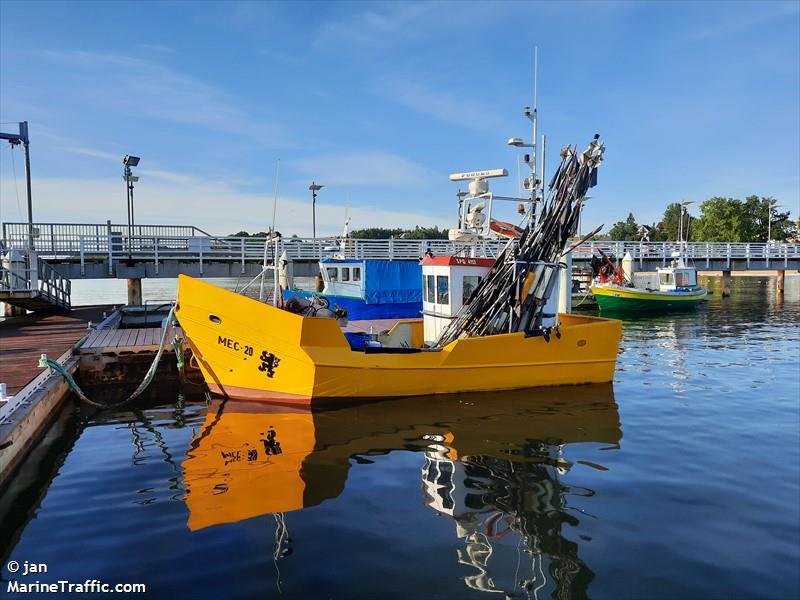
[175,275,622,405]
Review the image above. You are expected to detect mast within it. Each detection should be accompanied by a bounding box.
[524,48,540,222]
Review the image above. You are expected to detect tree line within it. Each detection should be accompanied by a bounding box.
[607,196,796,242]
[226,196,796,243]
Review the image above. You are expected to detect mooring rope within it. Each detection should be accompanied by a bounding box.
[172,336,204,387]
[39,305,177,409]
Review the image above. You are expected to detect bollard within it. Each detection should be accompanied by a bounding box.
[777,270,785,295]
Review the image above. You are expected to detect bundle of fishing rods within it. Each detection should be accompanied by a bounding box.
[434,135,605,348]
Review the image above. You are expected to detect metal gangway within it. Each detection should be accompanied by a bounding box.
[0,249,71,311]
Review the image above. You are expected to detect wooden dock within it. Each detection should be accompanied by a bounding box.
[0,306,110,396]
[80,327,170,353]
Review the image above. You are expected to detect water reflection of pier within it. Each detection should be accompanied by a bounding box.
[182,385,621,598]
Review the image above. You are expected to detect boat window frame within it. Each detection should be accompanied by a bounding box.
[436,275,450,304]
[326,267,339,282]
[341,267,350,282]
[462,275,481,303]
[352,267,361,282]
[425,274,435,303]
[659,272,673,286]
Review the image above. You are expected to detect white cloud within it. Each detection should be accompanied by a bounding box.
[60,146,119,161]
[39,50,289,146]
[1,177,451,237]
[683,1,800,42]
[372,77,503,133]
[284,151,435,187]
[59,145,202,185]
[314,2,438,49]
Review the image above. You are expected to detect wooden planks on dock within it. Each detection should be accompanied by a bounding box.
[0,306,112,395]
[79,326,177,353]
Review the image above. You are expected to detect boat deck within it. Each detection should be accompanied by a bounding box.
[343,318,403,334]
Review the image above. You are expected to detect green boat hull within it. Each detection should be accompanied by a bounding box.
[594,292,705,313]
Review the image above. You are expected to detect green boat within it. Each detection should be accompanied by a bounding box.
[591,256,707,313]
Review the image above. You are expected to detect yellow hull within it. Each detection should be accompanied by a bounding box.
[176,275,622,404]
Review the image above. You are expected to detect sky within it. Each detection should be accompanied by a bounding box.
[1,0,798,237]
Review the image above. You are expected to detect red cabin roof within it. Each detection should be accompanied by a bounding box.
[421,256,495,267]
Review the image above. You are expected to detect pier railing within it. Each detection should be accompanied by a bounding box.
[1,222,798,272]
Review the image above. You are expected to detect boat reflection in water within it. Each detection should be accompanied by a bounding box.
[182,384,621,597]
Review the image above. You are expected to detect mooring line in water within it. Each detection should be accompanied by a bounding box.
[39,305,178,409]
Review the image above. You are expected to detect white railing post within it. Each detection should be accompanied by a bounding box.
[107,227,114,275]
[199,242,204,275]
[154,237,160,276]
[706,243,710,268]
[29,251,38,291]
[388,238,394,261]
[240,238,245,274]
[746,243,750,268]
[79,234,85,277]
[726,243,731,269]
[662,242,667,266]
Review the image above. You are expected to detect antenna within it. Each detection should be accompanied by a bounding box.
[532,47,539,199]
[261,159,281,303]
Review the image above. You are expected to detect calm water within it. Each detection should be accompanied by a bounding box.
[1,276,798,599]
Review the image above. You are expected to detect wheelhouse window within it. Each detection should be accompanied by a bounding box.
[341,268,350,282]
[674,271,695,287]
[352,267,361,282]
[425,274,435,303]
[463,275,481,303]
[659,272,673,286]
[326,267,338,281]
[436,275,449,304]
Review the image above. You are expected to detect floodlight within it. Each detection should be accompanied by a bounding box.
[123,155,140,167]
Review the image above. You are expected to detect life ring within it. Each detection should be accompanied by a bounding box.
[489,219,524,239]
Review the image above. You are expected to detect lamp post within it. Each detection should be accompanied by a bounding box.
[0,122,34,251]
[309,182,323,242]
[123,155,140,257]
[679,200,694,245]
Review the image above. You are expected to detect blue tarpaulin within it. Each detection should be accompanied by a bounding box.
[363,260,422,305]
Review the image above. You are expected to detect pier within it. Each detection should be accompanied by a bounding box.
[1,221,798,309]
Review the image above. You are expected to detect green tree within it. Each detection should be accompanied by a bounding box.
[401,225,449,240]
[653,202,695,241]
[350,227,406,239]
[692,197,746,241]
[350,226,449,240]
[607,213,640,240]
[692,196,795,242]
